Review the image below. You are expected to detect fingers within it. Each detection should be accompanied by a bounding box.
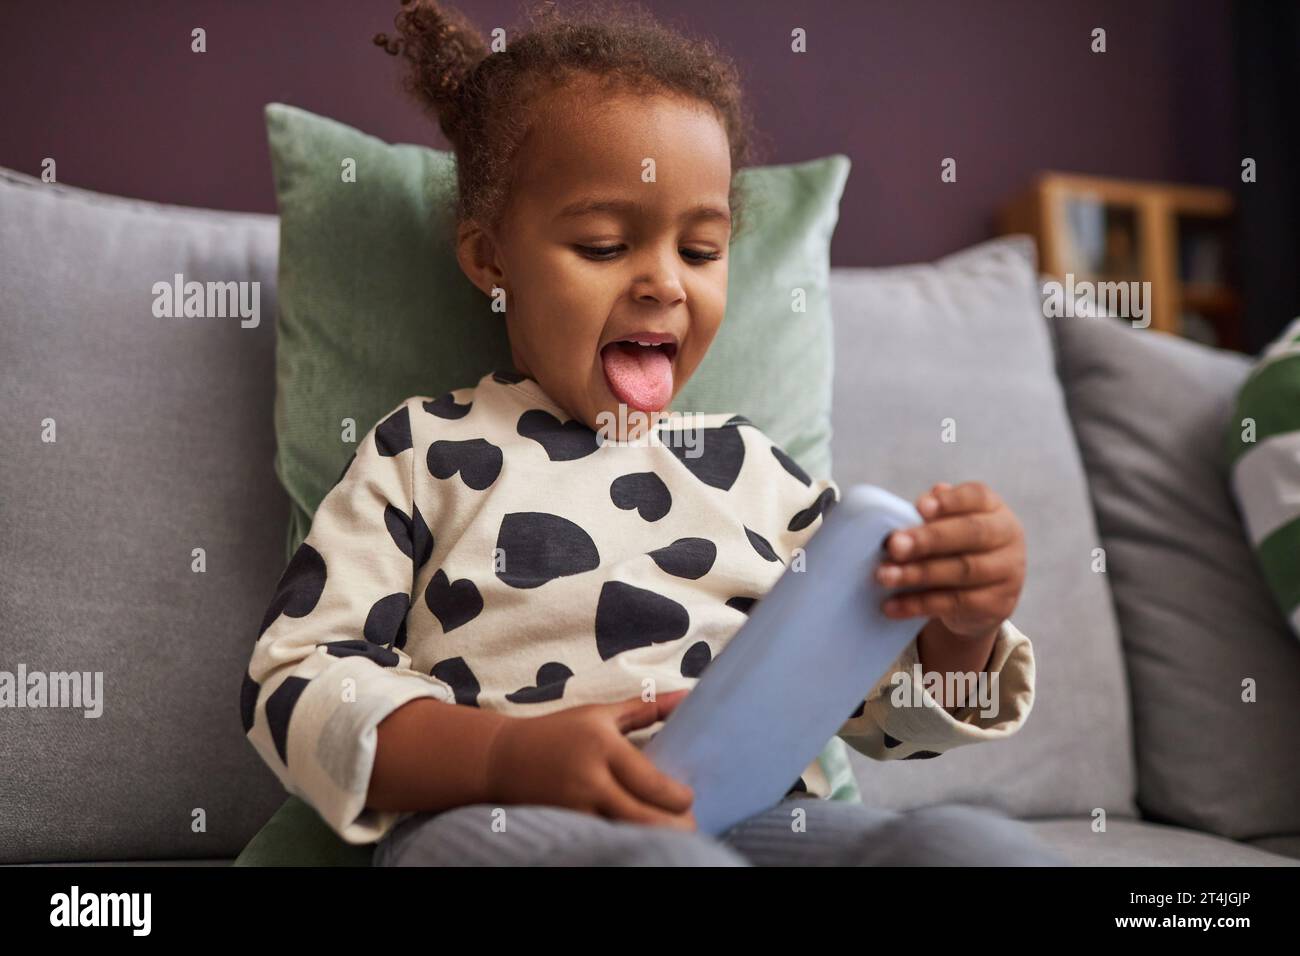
[654,688,690,720]
[598,759,696,831]
[915,481,953,519]
[598,693,697,829]
[876,549,1009,590]
[611,689,688,734]
[876,481,1024,628]
[914,480,1000,519]
[596,783,697,831]
[881,584,1013,621]
[885,510,1014,562]
[608,743,694,815]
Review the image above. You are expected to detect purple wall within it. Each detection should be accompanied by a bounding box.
[0,0,1236,266]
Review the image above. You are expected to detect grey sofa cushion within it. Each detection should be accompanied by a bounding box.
[1027,818,1300,866]
[0,167,290,863]
[1050,312,1300,841]
[1252,835,1300,860]
[828,236,1136,819]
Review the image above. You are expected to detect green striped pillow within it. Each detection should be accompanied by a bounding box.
[1226,315,1300,637]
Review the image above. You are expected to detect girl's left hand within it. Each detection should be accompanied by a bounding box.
[872,481,1026,641]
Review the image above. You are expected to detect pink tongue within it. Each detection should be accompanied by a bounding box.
[601,342,674,412]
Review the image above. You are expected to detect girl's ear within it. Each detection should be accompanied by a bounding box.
[455,219,508,298]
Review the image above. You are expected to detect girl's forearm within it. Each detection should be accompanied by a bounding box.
[366,697,514,814]
[916,618,999,711]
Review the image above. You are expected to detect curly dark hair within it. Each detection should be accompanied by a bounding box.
[373,0,763,244]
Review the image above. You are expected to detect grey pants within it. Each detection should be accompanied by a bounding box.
[373,797,1069,866]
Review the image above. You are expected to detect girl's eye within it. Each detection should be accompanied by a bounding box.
[574,244,721,263]
[575,244,625,260]
[682,248,723,263]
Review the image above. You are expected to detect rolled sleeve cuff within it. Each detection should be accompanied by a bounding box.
[837,619,1036,760]
[276,655,455,845]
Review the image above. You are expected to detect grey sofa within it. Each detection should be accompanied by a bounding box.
[3,166,1298,866]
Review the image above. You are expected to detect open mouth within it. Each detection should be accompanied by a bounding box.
[604,339,678,361]
[599,335,679,413]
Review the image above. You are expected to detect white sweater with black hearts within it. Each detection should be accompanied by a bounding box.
[241,369,1036,844]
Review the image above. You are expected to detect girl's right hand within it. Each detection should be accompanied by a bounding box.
[484,689,697,831]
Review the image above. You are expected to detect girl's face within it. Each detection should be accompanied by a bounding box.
[456,78,733,437]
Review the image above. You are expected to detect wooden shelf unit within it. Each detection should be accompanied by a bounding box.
[1000,172,1240,349]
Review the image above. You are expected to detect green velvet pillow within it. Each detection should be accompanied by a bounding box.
[241,103,855,866]
[233,794,374,867]
[266,103,847,556]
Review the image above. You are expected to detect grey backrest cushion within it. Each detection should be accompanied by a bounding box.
[828,236,1137,820]
[0,168,289,862]
[1049,312,1300,841]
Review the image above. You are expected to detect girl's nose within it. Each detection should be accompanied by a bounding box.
[630,249,688,306]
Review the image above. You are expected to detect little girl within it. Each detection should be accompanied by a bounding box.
[242,0,1063,866]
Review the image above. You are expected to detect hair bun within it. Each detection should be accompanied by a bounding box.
[372,32,404,56]
[375,0,488,145]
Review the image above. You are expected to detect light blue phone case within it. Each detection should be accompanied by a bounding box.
[643,483,924,836]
